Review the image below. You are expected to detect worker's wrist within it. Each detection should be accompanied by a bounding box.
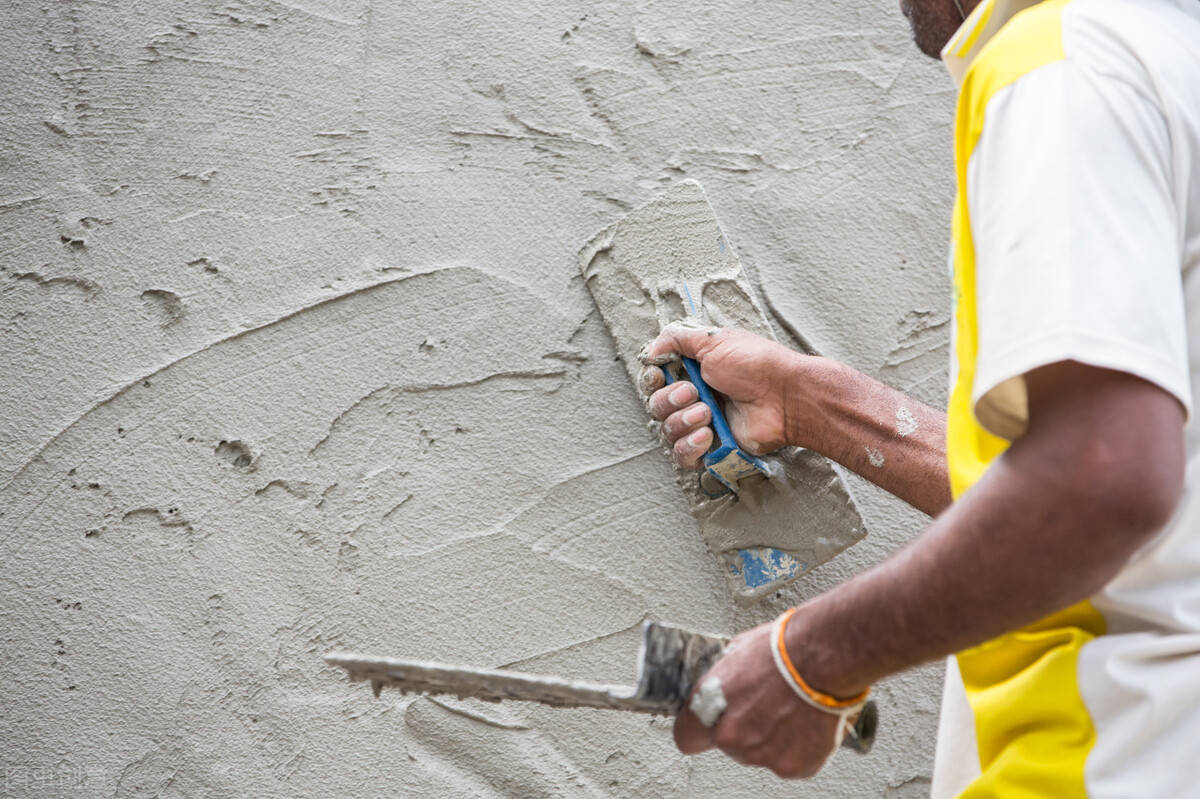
[781,355,851,454]
[781,603,873,701]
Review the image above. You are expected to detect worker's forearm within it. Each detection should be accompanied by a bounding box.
[782,368,1185,697]
[786,358,951,516]
[787,462,1129,696]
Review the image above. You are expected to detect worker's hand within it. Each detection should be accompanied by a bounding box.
[674,620,840,779]
[641,325,814,469]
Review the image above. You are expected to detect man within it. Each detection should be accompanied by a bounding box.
[642,0,1200,795]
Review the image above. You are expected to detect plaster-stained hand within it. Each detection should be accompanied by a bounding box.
[641,326,807,469]
[674,621,839,779]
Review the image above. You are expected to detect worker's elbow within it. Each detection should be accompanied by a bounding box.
[1101,469,1181,538]
[1072,444,1183,555]
[1020,363,1187,582]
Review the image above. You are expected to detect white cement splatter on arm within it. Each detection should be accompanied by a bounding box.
[865,447,885,468]
[690,675,727,728]
[895,406,918,438]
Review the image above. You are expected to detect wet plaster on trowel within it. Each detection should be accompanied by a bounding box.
[581,181,867,597]
[2,1,952,796]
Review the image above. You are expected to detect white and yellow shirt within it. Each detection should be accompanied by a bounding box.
[932,0,1200,796]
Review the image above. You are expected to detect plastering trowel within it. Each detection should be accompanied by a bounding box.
[326,620,877,754]
[579,180,867,602]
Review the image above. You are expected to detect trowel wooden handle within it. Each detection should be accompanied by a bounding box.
[636,621,877,754]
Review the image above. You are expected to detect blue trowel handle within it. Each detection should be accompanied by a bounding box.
[660,357,768,497]
[661,357,739,454]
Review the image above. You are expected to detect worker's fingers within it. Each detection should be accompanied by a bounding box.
[673,426,712,469]
[646,324,718,362]
[647,381,697,422]
[673,705,716,755]
[638,364,666,396]
[662,402,711,444]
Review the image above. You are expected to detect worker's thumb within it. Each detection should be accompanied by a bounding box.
[644,322,718,364]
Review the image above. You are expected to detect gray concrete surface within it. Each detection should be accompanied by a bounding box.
[0,1,954,796]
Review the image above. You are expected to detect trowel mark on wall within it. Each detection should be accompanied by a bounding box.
[189,257,220,274]
[291,527,322,549]
[885,775,934,798]
[176,168,216,183]
[254,479,317,500]
[7,266,556,488]
[140,289,184,326]
[114,743,191,799]
[884,309,950,368]
[336,538,360,573]
[308,368,572,457]
[880,308,953,405]
[403,696,610,797]
[426,696,532,731]
[292,128,383,217]
[382,493,413,521]
[200,592,308,781]
[272,614,351,692]
[663,147,778,174]
[59,233,87,250]
[13,271,100,297]
[120,507,203,552]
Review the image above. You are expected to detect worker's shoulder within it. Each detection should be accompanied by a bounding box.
[965,0,1199,106]
[1057,0,1200,76]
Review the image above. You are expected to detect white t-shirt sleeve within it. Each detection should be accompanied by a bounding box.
[968,58,1190,440]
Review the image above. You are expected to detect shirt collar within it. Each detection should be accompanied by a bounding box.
[940,0,1044,86]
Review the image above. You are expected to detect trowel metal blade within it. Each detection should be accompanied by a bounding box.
[578,179,869,602]
[327,619,877,754]
[325,620,725,716]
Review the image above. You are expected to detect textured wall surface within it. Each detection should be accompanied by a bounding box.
[0,1,955,796]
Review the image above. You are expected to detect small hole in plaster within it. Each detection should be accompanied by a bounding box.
[215,439,256,471]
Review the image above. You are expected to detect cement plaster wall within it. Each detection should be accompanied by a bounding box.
[1,1,954,796]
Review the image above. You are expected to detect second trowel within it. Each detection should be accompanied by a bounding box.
[580,180,867,602]
[327,620,877,754]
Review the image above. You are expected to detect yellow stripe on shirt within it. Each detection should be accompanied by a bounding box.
[952,0,998,60]
[947,1,1107,796]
